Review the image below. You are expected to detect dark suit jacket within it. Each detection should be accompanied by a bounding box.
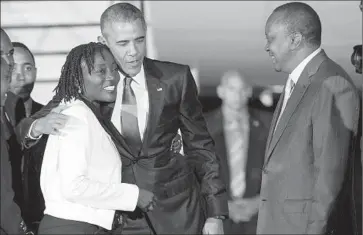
[17,58,228,234]
[257,50,361,234]
[203,102,274,234]
[1,114,22,234]
[3,93,25,214]
[4,95,46,229]
[21,100,46,228]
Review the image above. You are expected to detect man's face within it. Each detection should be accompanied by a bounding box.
[1,59,11,107]
[10,47,37,100]
[219,76,252,110]
[264,18,292,73]
[101,19,146,77]
[0,30,14,67]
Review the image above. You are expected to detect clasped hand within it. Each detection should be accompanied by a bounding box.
[228,196,260,223]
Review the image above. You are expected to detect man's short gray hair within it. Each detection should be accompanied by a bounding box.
[270,2,322,48]
[100,2,147,36]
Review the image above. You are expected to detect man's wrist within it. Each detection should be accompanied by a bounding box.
[28,119,42,140]
[210,215,227,220]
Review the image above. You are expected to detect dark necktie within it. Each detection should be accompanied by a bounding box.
[121,76,142,151]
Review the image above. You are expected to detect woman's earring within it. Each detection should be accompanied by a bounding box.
[78,86,82,94]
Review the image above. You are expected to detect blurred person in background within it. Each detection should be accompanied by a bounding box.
[9,42,42,118]
[6,41,46,233]
[0,30,26,234]
[258,2,360,234]
[202,71,274,234]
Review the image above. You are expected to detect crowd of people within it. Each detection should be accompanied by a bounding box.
[0,1,361,235]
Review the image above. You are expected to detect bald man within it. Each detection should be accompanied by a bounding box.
[259,2,360,234]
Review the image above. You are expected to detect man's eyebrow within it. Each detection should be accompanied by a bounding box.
[22,62,34,66]
[0,48,14,55]
[116,39,129,44]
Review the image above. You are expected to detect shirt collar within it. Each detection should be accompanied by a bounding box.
[289,47,322,84]
[120,64,146,89]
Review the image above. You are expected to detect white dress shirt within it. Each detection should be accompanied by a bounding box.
[111,65,149,139]
[275,47,322,129]
[40,100,139,230]
[289,47,322,85]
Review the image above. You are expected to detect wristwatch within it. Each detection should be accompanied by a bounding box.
[212,215,227,220]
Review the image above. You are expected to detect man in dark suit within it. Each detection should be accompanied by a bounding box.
[0,30,24,234]
[201,71,274,234]
[5,41,46,232]
[258,2,360,234]
[16,3,228,234]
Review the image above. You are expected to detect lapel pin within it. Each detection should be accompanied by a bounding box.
[157,87,162,91]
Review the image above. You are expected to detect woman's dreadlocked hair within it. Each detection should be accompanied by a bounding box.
[54,42,111,102]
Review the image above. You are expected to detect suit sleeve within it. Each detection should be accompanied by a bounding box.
[54,107,139,211]
[16,96,61,148]
[308,76,360,234]
[178,66,229,218]
[1,140,22,234]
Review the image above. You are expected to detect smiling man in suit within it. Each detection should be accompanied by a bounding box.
[258,2,360,234]
[16,3,228,235]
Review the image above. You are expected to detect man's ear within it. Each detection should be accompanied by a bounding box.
[98,36,107,45]
[289,32,303,50]
[217,85,224,99]
[34,67,38,79]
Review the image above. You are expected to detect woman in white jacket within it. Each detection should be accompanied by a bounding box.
[37,42,155,234]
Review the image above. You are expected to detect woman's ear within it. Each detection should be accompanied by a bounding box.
[98,36,107,45]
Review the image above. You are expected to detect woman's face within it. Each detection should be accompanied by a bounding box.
[81,49,120,103]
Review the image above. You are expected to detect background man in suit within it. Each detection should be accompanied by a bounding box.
[0,30,24,235]
[9,42,42,118]
[258,2,360,234]
[202,71,274,234]
[17,3,228,234]
[5,41,46,232]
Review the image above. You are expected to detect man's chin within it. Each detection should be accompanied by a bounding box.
[18,94,31,101]
[124,63,143,76]
[273,66,282,72]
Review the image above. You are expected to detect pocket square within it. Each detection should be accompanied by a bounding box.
[157,87,162,91]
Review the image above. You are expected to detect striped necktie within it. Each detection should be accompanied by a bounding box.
[121,76,142,151]
[225,109,250,199]
[275,77,295,131]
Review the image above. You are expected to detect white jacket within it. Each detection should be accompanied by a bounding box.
[40,99,139,230]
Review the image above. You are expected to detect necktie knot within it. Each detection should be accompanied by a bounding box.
[285,77,295,96]
[124,76,133,87]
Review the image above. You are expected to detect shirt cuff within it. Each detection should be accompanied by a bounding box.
[122,183,139,211]
[27,120,42,140]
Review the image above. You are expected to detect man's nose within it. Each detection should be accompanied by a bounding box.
[128,42,138,56]
[264,43,269,52]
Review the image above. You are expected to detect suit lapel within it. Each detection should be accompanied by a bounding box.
[139,58,165,156]
[264,50,328,166]
[99,100,135,157]
[264,89,285,161]
[100,102,114,120]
